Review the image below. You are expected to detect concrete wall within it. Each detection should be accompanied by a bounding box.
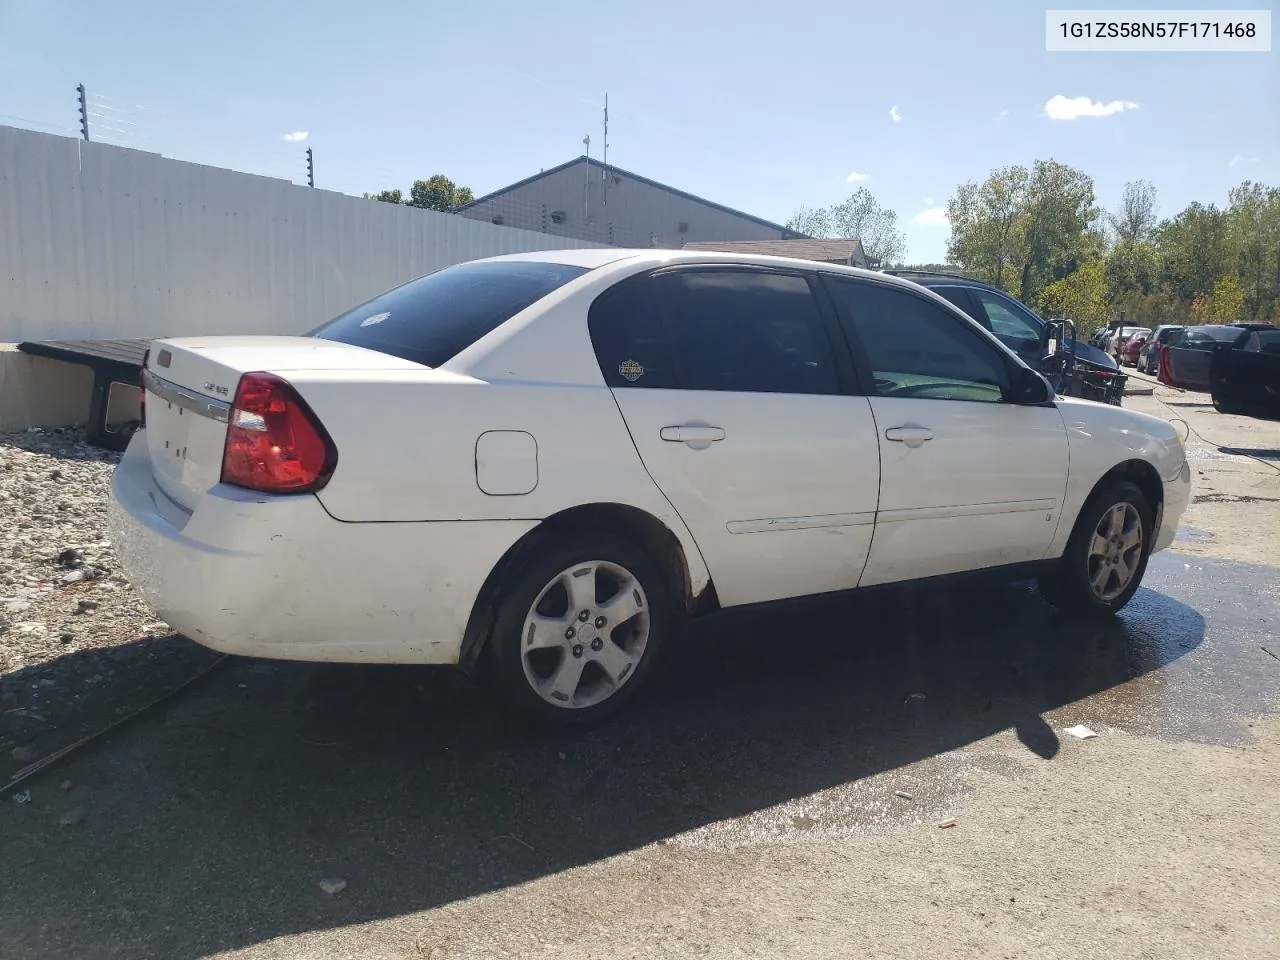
[0,125,605,343]
[457,158,794,250]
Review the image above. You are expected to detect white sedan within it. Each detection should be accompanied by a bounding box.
[110,250,1191,726]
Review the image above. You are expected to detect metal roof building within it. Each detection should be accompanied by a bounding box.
[681,238,871,268]
[454,156,805,250]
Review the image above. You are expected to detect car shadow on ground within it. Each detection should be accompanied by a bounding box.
[0,557,1250,960]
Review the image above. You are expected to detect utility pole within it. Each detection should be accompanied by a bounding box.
[306,147,314,188]
[76,83,89,141]
[601,93,609,206]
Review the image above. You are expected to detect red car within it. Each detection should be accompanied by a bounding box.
[1122,330,1150,367]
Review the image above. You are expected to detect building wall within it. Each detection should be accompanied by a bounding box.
[456,160,790,249]
[0,126,605,343]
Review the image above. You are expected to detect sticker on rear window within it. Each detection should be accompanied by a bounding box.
[618,359,645,382]
[359,311,390,327]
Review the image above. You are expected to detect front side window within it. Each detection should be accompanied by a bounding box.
[311,260,589,368]
[825,278,1012,403]
[970,289,1042,355]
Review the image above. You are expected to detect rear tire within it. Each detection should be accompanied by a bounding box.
[484,533,675,729]
[1038,481,1153,618]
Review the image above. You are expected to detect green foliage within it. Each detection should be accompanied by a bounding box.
[939,162,1279,327]
[1036,261,1110,331]
[365,176,473,212]
[1192,275,1247,325]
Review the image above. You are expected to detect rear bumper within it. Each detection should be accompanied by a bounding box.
[1153,460,1192,554]
[109,433,536,664]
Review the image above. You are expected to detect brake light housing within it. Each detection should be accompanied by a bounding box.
[220,372,337,494]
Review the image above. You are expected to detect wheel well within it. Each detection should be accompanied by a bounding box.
[1090,459,1164,518]
[457,503,707,672]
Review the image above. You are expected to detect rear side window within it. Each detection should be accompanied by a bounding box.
[588,281,679,389]
[310,260,589,367]
[588,269,840,395]
[655,270,839,395]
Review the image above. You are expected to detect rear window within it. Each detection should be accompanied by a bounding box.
[310,260,590,367]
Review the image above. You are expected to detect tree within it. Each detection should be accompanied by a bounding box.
[1155,202,1235,303]
[1109,179,1159,244]
[785,205,831,238]
[1192,275,1247,325]
[1036,261,1110,331]
[946,167,1028,291]
[1016,160,1100,304]
[1225,181,1280,320]
[409,175,474,212]
[364,176,474,211]
[946,160,1098,302]
[784,189,906,265]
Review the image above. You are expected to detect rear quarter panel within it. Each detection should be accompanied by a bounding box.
[1046,397,1186,557]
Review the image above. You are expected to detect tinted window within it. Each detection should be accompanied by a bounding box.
[588,281,679,389]
[826,279,1011,403]
[1246,331,1280,355]
[929,286,977,316]
[310,260,589,367]
[653,270,840,394]
[970,289,1042,354]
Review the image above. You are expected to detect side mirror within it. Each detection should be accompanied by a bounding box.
[1009,366,1053,405]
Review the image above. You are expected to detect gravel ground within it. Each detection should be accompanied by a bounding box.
[1,427,217,785]
[0,427,163,670]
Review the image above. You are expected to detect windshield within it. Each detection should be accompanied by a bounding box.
[310,260,590,367]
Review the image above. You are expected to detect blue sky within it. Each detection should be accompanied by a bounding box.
[1,0,1276,262]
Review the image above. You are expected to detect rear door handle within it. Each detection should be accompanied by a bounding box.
[660,424,725,444]
[884,425,934,448]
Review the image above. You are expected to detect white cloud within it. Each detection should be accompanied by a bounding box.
[1228,154,1260,168]
[915,207,949,226]
[922,196,934,206]
[845,171,871,183]
[889,105,903,123]
[281,131,309,142]
[1044,95,1138,120]
[995,109,1011,122]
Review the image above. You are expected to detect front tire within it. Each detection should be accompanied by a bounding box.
[1038,481,1153,617]
[484,533,675,728]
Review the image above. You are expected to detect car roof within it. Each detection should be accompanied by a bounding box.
[478,248,939,293]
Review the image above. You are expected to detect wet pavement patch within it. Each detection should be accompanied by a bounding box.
[0,551,1277,959]
[1177,524,1216,543]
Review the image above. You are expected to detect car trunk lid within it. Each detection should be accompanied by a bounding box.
[142,336,426,511]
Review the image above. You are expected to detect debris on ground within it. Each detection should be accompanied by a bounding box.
[0,428,172,676]
[58,806,86,826]
[1064,725,1099,740]
[895,790,914,800]
[904,693,926,703]
[318,878,348,895]
[11,789,31,804]
[937,818,957,829]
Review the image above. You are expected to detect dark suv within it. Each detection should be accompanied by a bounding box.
[885,271,1127,405]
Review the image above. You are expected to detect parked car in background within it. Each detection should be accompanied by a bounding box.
[110,250,1190,727]
[1121,329,1152,367]
[886,272,1126,405]
[1111,326,1150,364]
[1209,327,1280,418]
[1138,325,1184,375]
[1162,324,1277,391]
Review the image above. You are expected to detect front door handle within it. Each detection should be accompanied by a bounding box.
[884,425,934,448]
[660,424,725,444]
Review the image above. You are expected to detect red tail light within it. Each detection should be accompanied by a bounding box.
[220,372,337,494]
[139,349,149,428]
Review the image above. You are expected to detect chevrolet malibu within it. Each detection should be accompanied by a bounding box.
[110,250,1192,726]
